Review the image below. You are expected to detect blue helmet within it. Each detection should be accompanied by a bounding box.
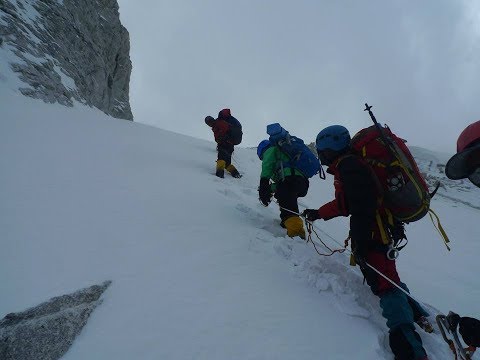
[257,139,272,160]
[316,125,351,152]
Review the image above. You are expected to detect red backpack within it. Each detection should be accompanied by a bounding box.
[351,124,430,223]
[348,104,450,253]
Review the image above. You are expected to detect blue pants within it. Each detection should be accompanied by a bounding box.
[380,287,428,360]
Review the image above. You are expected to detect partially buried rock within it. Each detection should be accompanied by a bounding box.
[0,280,112,360]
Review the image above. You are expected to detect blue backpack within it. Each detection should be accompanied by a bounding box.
[266,123,320,178]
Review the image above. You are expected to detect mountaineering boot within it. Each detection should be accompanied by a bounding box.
[415,316,434,333]
[226,164,242,178]
[284,216,306,239]
[216,160,226,178]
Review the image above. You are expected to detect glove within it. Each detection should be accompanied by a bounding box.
[302,209,320,222]
[258,178,272,206]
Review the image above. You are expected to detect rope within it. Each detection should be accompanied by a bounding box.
[269,193,477,359]
[272,200,429,307]
[305,221,348,257]
[270,194,465,359]
[230,150,240,168]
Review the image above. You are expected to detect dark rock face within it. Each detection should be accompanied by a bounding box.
[0,280,112,360]
[0,0,133,120]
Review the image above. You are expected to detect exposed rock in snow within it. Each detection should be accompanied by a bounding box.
[0,280,111,360]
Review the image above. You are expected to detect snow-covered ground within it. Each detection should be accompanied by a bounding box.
[1,17,479,358]
[1,83,479,359]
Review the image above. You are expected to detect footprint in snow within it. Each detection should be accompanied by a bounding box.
[333,293,371,318]
[216,187,242,200]
[241,188,254,196]
[274,239,293,259]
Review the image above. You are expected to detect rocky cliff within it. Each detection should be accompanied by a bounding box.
[0,0,133,120]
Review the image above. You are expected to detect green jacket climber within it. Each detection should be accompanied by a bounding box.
[260,146,304,182]
[258,142,309,239]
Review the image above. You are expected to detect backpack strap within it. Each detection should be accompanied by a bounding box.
[332,153,356,169]
[275,145,305,180]
[339,153,385,206]
[395,160,431,222]
[375,209,396,245]
[428,208,451,251]
[274,146,290,181]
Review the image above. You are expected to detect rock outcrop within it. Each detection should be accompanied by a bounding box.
[0,280,112,360]
[0,0,133,120]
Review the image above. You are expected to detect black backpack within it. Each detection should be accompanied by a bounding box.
[225,116,243,145]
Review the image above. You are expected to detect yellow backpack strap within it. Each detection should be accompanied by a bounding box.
[385,208,394,227]
[428,208,451,251]
[375,211,390,245]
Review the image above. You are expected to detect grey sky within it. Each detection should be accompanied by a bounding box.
[117,0,480,154]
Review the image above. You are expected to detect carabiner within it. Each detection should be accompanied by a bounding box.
[386,246,399,260]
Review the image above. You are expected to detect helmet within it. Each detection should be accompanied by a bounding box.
[257,139,272,160]
[205,116,215,127]
[316,125,351,152]
[457,120,480,153]
[218,108,231,119]
[446,120,480,182]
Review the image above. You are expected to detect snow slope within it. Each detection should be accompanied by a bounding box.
[1,86,479,359]
[3,2,479,357]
